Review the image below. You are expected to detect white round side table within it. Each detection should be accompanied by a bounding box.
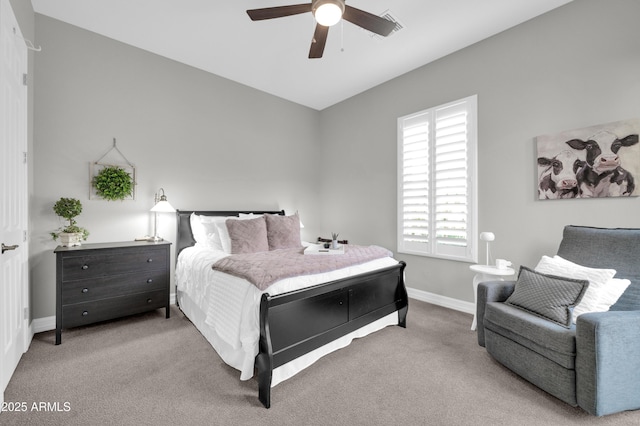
[469,264,515,330]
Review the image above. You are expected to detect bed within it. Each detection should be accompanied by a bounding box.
[175,210,408,408]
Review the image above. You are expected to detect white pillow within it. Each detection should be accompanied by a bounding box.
[595,278,630,311]
[534,255,627,323]
[190,212,206,242]
[199,232,223,251]
[189,213,225,251]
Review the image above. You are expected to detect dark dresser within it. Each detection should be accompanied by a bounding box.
[55,241,171,344]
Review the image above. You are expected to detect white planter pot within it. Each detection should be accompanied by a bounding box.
[59,232,83,247]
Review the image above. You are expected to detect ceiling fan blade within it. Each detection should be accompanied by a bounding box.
[309,24,329,59]
[342,5,396,36]
[247,4,312,21]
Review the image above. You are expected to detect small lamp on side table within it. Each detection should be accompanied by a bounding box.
[148,188,175,242]
[470,231,514,330]
[479,231,495,265]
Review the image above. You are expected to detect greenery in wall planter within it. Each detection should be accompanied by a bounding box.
[51,197,89,247]
[93,165,134,201]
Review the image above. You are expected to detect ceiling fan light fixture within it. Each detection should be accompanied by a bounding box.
[313,0,344,27]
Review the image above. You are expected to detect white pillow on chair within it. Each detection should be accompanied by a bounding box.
[534,255,629,323]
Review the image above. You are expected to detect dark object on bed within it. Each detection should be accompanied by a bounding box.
[317,236,349,245]
[176,210,408,408]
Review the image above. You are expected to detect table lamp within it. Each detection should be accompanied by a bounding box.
[479,231,495,266]
[148,188,175,242]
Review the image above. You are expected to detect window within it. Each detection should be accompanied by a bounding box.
[397,95,477,262]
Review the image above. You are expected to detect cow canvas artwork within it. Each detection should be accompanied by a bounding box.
[536,119,640,200]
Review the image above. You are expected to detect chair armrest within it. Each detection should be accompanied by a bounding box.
[576,310,640,416]
[476,280,516,347]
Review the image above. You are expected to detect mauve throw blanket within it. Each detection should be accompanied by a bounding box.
[212,245,393,291]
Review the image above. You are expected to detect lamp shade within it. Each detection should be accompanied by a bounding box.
[150,188,175,212]
[150,200,175,213]
[479,232,495,242]
[313,0,344,27]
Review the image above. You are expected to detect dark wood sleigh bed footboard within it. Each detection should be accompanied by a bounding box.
[257,260,407,408]
[175,210,408,408]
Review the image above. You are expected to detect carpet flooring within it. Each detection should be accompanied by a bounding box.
[2,300,639,425]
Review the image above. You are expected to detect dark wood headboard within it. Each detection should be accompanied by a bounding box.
[176,210,285,257]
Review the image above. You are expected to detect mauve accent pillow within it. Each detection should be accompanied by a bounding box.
[225,216,269,254]
[505,266,589,328]
[265,213,302,250]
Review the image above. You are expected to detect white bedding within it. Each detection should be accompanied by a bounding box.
[176,245,401,387]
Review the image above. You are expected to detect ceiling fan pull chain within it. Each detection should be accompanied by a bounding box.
[340,20,344,52]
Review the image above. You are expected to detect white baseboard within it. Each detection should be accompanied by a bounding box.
[30,293,178,333]
[32,315,56,333]
[407,286,474,315]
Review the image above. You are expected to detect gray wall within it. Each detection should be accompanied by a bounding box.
[31,15,321,319]
[29,0,640,320]
[319,0,640,303]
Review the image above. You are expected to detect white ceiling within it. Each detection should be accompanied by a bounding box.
[31,0,573,110]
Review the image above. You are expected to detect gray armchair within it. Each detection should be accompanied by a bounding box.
[476,226,640,416]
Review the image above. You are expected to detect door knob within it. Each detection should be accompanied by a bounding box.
[2,243,19,254]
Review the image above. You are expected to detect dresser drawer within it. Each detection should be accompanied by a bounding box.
[62,270,168,305]
[62,289,168,328]
[61,247,167,281]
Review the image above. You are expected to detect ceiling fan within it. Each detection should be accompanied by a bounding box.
[247,0,396,59]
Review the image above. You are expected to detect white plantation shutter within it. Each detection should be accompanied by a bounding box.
[401,113,430,247]
[398,95,477,262]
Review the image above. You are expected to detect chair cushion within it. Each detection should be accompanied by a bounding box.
[484,302,577,369]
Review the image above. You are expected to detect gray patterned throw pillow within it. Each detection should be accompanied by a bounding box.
[505,266,589,328]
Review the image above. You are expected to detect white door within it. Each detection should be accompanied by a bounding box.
[0,0,29,407]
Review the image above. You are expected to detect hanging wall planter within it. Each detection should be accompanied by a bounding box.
[90,138,136,200]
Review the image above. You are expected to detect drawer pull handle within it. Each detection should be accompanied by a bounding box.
[147,279,153,283]
[147,298,152,304]
[147,258,153,263]
[82,265,89,270]
[82,311,89,316]
[82,288,89,293]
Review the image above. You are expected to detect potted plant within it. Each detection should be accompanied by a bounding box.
[93,165,134,201]
[51,197,89,247]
